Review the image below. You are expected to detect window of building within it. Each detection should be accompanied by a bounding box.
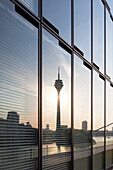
[106,82,113,168]
[42,29,71,169]
[43,0,71,44]
[18,0,38,16]
[0,0,38,169]
[106,11,113,81]
[93,0,104,73]
[74,56,91,169]
[93,71,104,170]
[74,0,91,62]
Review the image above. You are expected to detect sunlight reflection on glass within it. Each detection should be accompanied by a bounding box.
[42,29,71,169]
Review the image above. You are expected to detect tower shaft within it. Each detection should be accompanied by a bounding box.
[56,91,61,130]
[54,68,63,131]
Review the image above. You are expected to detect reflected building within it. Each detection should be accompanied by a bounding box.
[0,111,38,145]
[82,120,87,132]
[46,124,49,130]
[0,111,38,169]
[7,111,19,124]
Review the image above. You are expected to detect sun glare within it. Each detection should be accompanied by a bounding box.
[50,89,66,108]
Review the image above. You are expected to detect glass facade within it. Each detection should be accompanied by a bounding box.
[106,10,113,81]
[74,0,91,61]
[0,0,38,169]
[42,29,71,169]
[74,56,91,170]
[93,0,104,73]
[0,0,113,170]
[43,0,71,44]
[106,82,113,168]
[18,0,38,16]
[93,71,104,170]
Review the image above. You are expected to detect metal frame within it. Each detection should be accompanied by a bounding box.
[38,1,42,170]
[91,0,93,169]
[104,5,107,170]
[8,0,113,169]
[71,0,74,169]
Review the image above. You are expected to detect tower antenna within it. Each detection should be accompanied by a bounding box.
[58,67,60,80]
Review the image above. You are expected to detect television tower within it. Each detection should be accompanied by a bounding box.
[54,67,63,131]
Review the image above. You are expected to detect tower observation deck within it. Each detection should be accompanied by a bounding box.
[54,68,63,131]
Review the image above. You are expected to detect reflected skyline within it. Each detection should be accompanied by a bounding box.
[0,111,38,169]
[1,110,113,150]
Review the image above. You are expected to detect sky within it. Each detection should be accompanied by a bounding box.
[0,0,38,128]
[18,0,38,16]
[74,56,91,130]
[106,10,113,81]
[43,0,71,44]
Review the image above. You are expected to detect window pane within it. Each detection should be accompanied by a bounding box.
[106,82,113,168]
[0,1,38,169]
[106,11,113,81]
[74,56,91,169]
[42,29,71,169]
[93,71,104,170]
[18,0,38,16]
[43,0,71,44]
[74,0,91,62]
[93,0,104,73]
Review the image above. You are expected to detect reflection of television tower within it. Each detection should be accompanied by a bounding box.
[54,68,63,131]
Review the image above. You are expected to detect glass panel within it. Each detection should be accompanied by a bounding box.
[106,11,113,81]
[0,1,38,169]
[18,0,38,16]
[106,82,113,168]
[42,29,71,169]
[74,0,91,62]
[93,0,104,73]
[43,0,71,44]
[74,56,91,169]
[93,71,104,170]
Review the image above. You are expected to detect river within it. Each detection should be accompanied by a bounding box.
[42,137,113,156]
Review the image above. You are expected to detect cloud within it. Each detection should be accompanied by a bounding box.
[43,33,71,77]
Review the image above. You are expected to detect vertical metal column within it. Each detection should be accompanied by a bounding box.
[71,0,74,169]
[91,0,93,169]
[71,54,74,170]
[104,5,106,170]
[38,0,42,170]
[91,70,93,170]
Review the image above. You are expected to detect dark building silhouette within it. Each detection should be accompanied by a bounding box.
[82,120,87,132]
[46,124,49,130]
[7,111,19,124]
[61,125,67,130]
[0,111,39,169]
[54,68,63,131]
